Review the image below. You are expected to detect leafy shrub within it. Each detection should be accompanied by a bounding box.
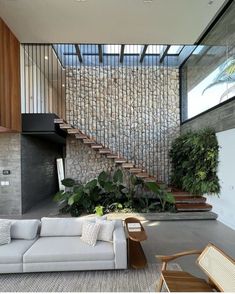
[169,128,220,195]
[54,169,175,216]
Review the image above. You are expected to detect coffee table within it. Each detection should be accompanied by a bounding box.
[124,217,147,269]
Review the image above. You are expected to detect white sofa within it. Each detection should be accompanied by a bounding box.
[0,217,127,273]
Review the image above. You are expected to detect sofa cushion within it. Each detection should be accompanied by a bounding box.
[81,221,100,246]
[96,220,115,242]
[0,220,11,245]
[11,219,40,240]
[40,217,83,236]
[23,236,114,263]
[0,219,40,240]
[0,239,36,264]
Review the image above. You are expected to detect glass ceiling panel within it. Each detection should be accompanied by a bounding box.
[125,45,142,54]
[105,45,121,54]
[167,45,184,54]
[52,44,186,67]
[146,45,162,54]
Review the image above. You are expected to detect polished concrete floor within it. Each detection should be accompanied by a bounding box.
[2,197,235,279]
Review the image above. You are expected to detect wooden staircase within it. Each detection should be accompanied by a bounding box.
[55,118,212,213]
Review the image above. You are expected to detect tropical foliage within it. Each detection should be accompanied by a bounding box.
[169,129,220,195]
[54,169,175,216]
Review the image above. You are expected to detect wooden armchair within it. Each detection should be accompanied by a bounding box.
[156,243,235,292]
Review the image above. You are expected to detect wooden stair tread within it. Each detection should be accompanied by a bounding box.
[115,158,127,163]
[136,173,149,178]
[54,118,66,124]
[91,144,103,149]
[99,149,111,154]
[176,203,212,212]
[172,191,194,196]
[174,196,206,204]
[83,139,96,144]
[143,177,156,182]
[60,123,72,129]
[67,128,81,134]
[129,168,143,173]
[107,154,119,159]
[75,134,88,139]
[122,163,134,168]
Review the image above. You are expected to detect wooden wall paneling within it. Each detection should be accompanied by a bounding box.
[0,18,21,132]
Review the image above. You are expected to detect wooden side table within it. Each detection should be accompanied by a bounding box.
[124,217,147,269]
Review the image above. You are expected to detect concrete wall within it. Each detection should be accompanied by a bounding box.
[0,133,22,215]
[181,99,235,134]
[21,135,63,213]
[181,99,235,230]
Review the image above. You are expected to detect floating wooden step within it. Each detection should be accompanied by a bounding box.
[60,123,72,129]
[136,172,149,178]
[75,134,88,139]
[144,177,157,182]
[129,168,143,174]
[54,118,65,124]
[176,203,212,212]
[106,154,119,159]
[174,196,207,204]
[122,163,134,168]
[99,148,111,154]
[172,191,194,197]
[91,144,103,149]
[115,158,127,163]
[83,139,96,144]
[67,128,80,134]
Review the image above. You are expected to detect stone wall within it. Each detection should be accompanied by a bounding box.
[0,133,22,215]
[66,66,180,183]
[66,137,127,184]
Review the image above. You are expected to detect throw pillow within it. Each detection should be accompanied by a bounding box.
[0,220,11,245]
[81,221,100,246]
[96,220,115,242]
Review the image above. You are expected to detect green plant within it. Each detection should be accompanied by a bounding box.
[145,182,175,211]
[169,128,220,195]
[54,178,102,216]
[94,205,104,216]
[97,170,128,207]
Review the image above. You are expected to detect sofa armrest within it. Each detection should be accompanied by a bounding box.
[113,222,127,269]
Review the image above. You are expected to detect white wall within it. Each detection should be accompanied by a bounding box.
[207,128,235,230]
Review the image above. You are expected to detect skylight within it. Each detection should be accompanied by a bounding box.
[167,45,184,54]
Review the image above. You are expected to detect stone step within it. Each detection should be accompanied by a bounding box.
[83,139,96,144]
[91,144,103,149]
[122,163,134,168]
[60,123,72,129]
[115,158,127,163]
[136,172,149,178]
[175,203,212,212]
[67,128,80,134]
[54,118,66,124]
[106,154,119,159]
[99,148,112,154]
[75,134,88,139]
[174,196,207,204]
[129,168,143,174]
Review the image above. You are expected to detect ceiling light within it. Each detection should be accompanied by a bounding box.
[44,56,48,60]
[62,84,65,88]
